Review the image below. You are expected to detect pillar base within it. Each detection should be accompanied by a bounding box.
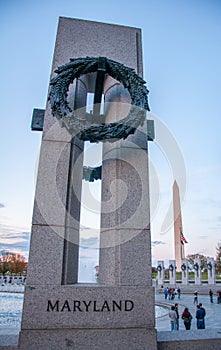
[19,285,157,349]
[19,328,157,350]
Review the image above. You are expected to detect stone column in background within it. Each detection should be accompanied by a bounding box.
[207,257,216,285]
[181,258,189,285]
[169,259,176,285]
[194,258,202,285]
[157,260,165,286]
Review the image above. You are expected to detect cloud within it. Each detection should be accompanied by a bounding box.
[0,230,30,241]
[80,236,99,249]
[80,253,98,261]
[0,231,30,258]
[208,224,221,230]
[151,240,166,247]
[196,249,208,255]
[0,221,30,235]
[186,198,221,209]
[208,200,221,208]
[0,249,15,255]
[0,203,5,208]
[199,235,208,239]
[80,226,91,230]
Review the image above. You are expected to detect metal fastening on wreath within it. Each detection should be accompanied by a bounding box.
[207,262,212,270]
[168,264,174,271]
[48,56,150,143]
[181,263,186,271]
[193,263,199,271]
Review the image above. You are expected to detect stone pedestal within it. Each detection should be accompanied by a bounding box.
[157,260,165,286]
[19,17,157,350]
[168,259,176,285]
[207,257,216,285]
[181,258,189,285]
[194,258,202,285]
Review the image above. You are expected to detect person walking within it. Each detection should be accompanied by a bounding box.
[217,290,221,304]
[177,287,181,300]
[193,291,198,304]
[169,305,177,331]
[174,303,179,330]
[196,304,205,329]
[181,307,192,330]
[168,288,172,300]
[164,287,168,300]
[209,289,213,303]
[199,303,206,329]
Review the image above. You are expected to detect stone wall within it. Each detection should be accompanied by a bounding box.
[2,330,221,350]
[157,329,221,350]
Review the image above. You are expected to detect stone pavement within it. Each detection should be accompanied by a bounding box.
[156,291,221,331]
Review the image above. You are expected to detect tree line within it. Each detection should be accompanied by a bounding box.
[0,251,27,276]
[185,244,221,273]
[152,243,221,274]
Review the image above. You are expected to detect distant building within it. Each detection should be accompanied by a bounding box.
[173,181,188,271]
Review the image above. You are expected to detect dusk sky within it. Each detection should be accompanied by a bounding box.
[0,0,221,277]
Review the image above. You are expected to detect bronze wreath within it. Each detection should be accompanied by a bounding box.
[207,262,212,270]
[169,264,174,271]
[157,265,162,272]
[48,56,149,143]
[181,263,186,271]
[193,263,199,271]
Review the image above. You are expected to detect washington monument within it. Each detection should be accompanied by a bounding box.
[173,180,187,271]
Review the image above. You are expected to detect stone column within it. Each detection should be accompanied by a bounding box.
[181,258,189,285]
[157,260,165,286]
[99,88,152,286]
[19,17,157,350]
[207,257,216,285]
[97,27,156,346]
[193,258,202,285]
[168,259,176,285]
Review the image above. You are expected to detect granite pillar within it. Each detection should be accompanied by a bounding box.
[157,260,165,286]
[181,259,189,285]
[194,258,202,285]
[19,17,157,350]
[207,257,216,285]
[168,260,176,285]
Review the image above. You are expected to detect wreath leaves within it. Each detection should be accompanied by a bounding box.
[49,56,150,143]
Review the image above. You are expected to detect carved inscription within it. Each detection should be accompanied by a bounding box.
[47,300,134,312]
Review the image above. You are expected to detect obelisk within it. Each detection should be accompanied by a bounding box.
[173,180,185,271]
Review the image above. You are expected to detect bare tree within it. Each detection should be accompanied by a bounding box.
[186,253,208,270]
[0,251,11,276]
[0,252,27,276]
[9,254,27,275]
[215,243,221,274]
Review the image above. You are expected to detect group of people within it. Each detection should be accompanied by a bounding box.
[217,290,221,304]
[169,302,206,331]
[164,287,181,300]
[209,289,221,304]
[194,289,221,304]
